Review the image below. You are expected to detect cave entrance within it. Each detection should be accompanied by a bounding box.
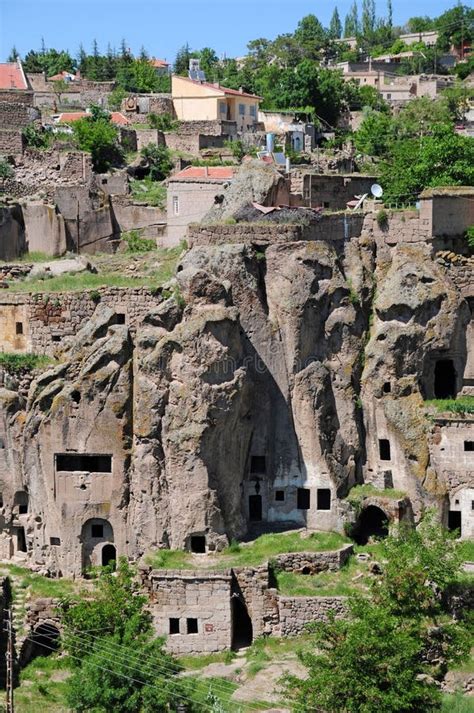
[27,623,60,662]
[16,527,27,553]
[353,506,389,545]
[248,494,262,522]
[231,596,253,650]
[101,544,116,568]
[434,360,456,399]
[448,511,462,536]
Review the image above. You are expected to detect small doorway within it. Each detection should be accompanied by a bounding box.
[231,596,253,650]
[353,506,389,545]
[248,494,262,522]
[448,511,462,535]
[101,544,116,568]
[28,623,60,661]
[434,360,456,399]
[16,527,27,553]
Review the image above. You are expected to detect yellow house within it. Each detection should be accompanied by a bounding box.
[172,75,262,131]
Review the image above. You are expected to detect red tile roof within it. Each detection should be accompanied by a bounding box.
[48,70,76,81]
[0,62,28,90]
[150,58,169,68]
[171,166,235,181]
[177,76,262,100]
[58,111,130,126]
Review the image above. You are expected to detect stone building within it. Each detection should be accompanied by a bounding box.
[0,61,39,153]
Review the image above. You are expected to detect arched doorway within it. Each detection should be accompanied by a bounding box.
[231,595,253,650]
[353,506,389,545]
[80,519,114,574]
[101,544,116,568]
[27,623,60,662]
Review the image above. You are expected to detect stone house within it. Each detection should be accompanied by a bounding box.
[172,76,262,132]
[166,166,235,246]
[149,58,170,76]
[0,61,38,153]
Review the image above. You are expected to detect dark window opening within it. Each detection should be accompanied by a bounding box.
[275,490,285,502]
[14,491,28,514]
[379,439,391,461]
[19,503,28,515]
[383,382,391,393]
[353,506,389,545]
[15,322,23,335]
[56,454,112,473]
[297,488,310,510]
[317,488,331,510]
[448,510,461,535]
[17,527,27,552]
[190,535,206,553]
[187,618,198,634]
[71,390,81,404]
[50,537,61,546]
[301,566,311,575]
[115,313,126,325]
[250,456,266,474]
[169,618,180,635]
[91,524,104,538]
[28,623,60,662]
[0,494,3,508]
[464,441,474,452]
[471,500,474,511]
[434,359,456,399]
[51,335,61,342]
[248,494,262,521]
[102,544,116,568]
[231,596,253,650]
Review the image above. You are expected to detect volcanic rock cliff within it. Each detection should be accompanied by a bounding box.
[0,235,470,575]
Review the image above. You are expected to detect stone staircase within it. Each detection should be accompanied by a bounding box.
[0,568,30,657]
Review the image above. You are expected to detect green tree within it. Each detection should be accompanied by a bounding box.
[355,108,393,155]
[344,1,359,37]
[392,96,453,139]
[284,513,471,713]
[174,43,193,75]
[406,15,434,32]
[361,0,376,38]
[329,7,343,39]
[294,14,327,58]
[7,46,19,62]
[435,4,473,53]
[71,108,123,172]
[140,144,174,181]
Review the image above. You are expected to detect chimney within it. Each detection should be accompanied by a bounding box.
[204,166,209,177]
[239,86,243,93]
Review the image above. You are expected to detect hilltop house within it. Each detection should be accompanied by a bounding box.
[172,76,262,131]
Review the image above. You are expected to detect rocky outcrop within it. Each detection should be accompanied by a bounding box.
[0,230,470,575]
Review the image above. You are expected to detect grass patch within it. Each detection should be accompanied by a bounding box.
[147,531,350,571]
[425,396,474,415]
[346,484,407,504]
[275,556,364,597]
[178,651,234,670]
[15,654,70,713]
[440,693,474,713]
[130,177,167,208]
[0,563,80,598]
[0,353,54,374]
[459,541,474,562]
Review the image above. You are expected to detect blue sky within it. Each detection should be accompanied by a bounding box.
[0,0,455,63]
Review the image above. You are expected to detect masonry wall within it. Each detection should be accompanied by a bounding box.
[141,569,233,653]
[420,191,474,238]
[167,180,230,246]
[273,545,353,575]
[303,174,378,210]
[278,596,348,636]
[0,129,24,153]
[0,287,164,355]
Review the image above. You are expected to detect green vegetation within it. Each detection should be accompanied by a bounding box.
[130,177,167,207]
[140,143,174,181]
[71,105,123,172]
[0,563,78,597]
[178,651,235,670]
[425,396,474,415]
[0,157,13,180]
[467,226,474,252]
[122,229,156,253]
[458,540,474,562]
[147,531,350,571]
[276,562,363,597]
[0,353,54,374]
[23,124,50,150]
[148,112,179,132]
[346,484,407,504]
[283,513,472,713]
[15,655,71,713]
[440,694,474,713]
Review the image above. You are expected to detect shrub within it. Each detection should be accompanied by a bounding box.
[466,226,474,251]
[89,290,101,304]
[140,143,173,181]
[107,86,126,111]
[148,112,178,132]
[72,108,123,172]
[0,353,53,374]
[22,124,50,149]
[376,209,389,229]
[122,229,156,253]
[0,157,13,180]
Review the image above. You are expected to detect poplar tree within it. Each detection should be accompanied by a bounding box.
[329,8,343,39]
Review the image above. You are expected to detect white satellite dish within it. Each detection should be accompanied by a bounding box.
[371,183,383,198]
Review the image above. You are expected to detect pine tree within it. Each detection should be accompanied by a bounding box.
[174,43,192,76]
[7,46,19,62]
[362,0,376,37]
[329,8,343,39]
[387,0,393,28]
[344,1,359,37]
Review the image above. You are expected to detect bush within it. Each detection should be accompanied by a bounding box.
[140,143,173,181]
[0,157,13,180]
[376,209,389,229]
[0,353,53,374]
[123,229,156,253]
[22,124,50,149]
[89,290,101,304]
[107,86,126,111]
[466,226,474,251]
[72,107,123,172]
[148,112,178,132]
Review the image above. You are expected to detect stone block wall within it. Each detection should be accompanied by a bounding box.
[0,287,164,355]
[232,565,279,638]
[141,568,233,654]
[278,596,348,636]
[0,128,24,153]
[0,101,38,129]
[273,544,353,575]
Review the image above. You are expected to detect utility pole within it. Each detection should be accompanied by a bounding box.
[5,608,14,713]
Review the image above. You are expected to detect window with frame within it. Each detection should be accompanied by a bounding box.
[220,102,227,114]
[249,105,256,117]
[239,104,245,116]
[173,195,179,216]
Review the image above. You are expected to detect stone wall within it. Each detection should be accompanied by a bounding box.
[278,596,348,636]
[273,544,353,575]
[302,174,379,211]
[0,129,24,153]
[0,205,26,260]
[59,152,92,182]
[0,90,34,106]
[233,565,279,638]
[140,567,233,653]
[420,189,474,238]
[0,101,38,129]
[0,287,164,355]
[135,128,165,152]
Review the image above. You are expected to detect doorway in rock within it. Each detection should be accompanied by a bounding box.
[27,623,60,663]
[248,494,262,522]
[353,506,389,545]
[101,544,116,568]
[231,596,253,650]
[448,511,462,535]
[434,359,456,399]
